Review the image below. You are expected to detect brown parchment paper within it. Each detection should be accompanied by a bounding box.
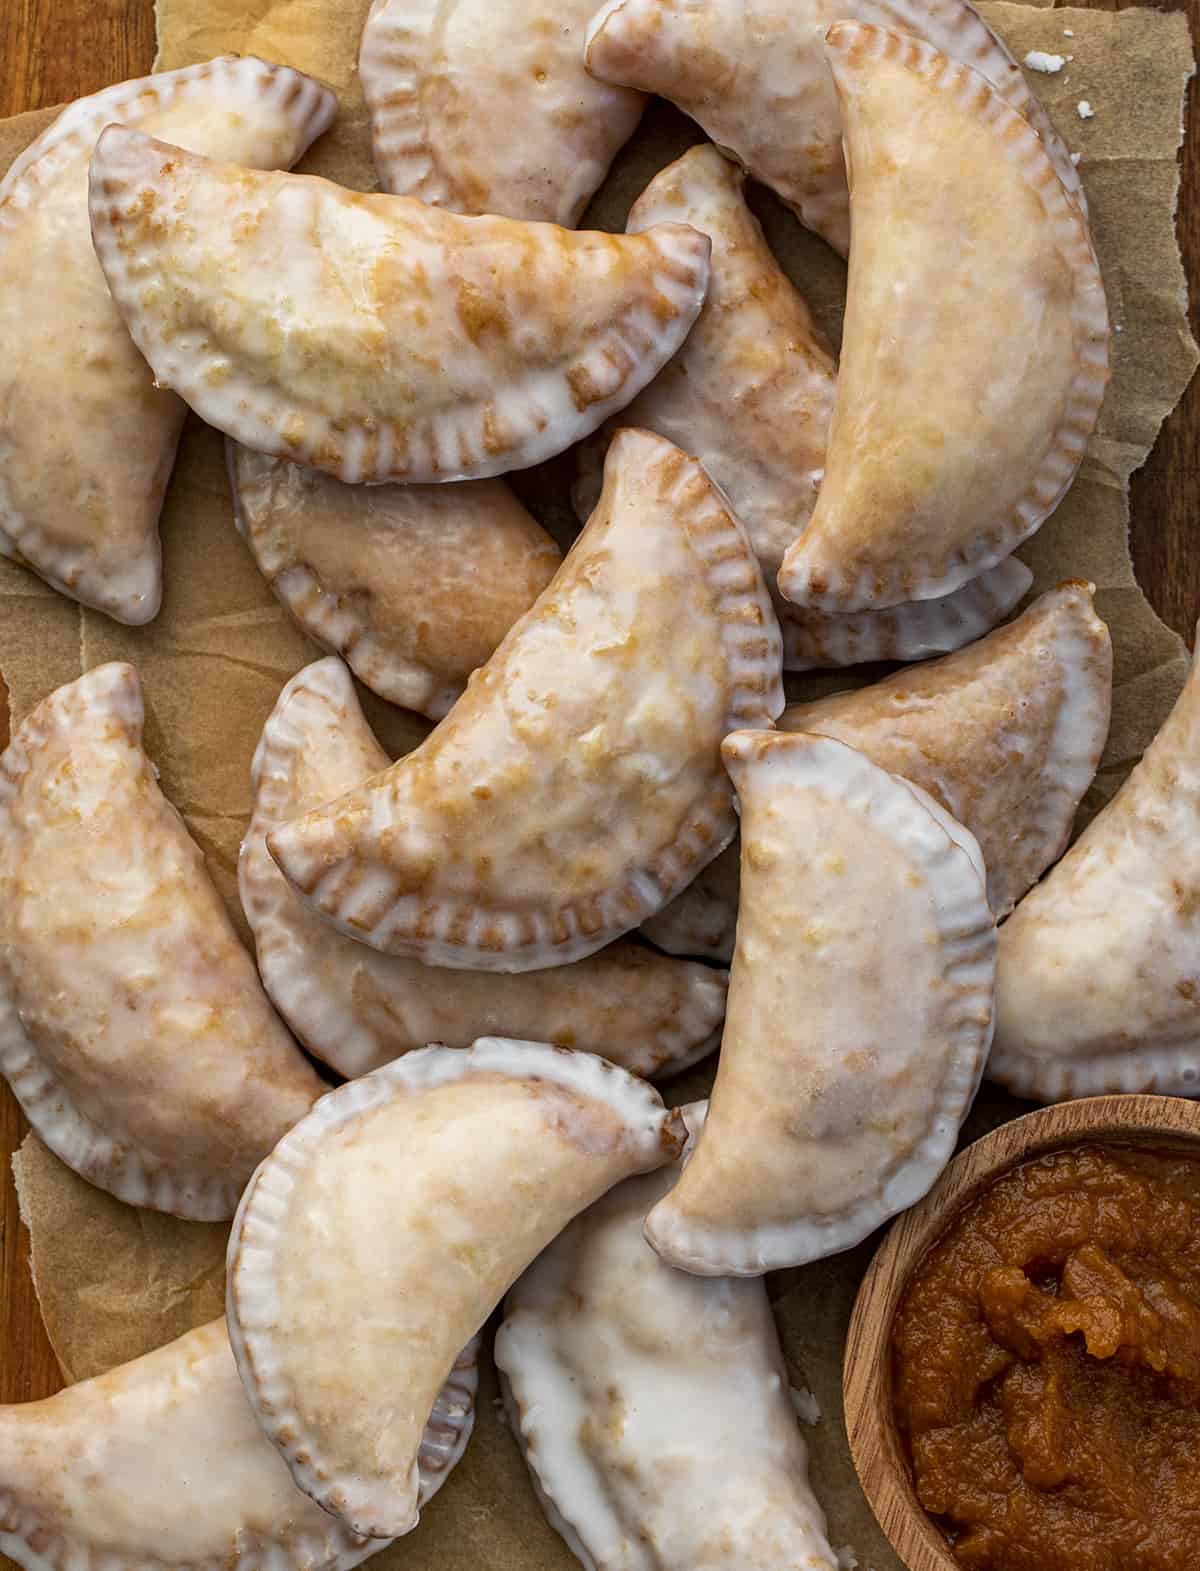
[0,3,1196,1568]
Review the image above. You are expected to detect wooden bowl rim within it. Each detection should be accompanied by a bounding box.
[842,1093,1200,1571]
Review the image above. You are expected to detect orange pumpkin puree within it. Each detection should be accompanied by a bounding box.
[893,1145,1200,1571]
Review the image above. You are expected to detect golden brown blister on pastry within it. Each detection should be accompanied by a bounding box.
[241,658,727,1077]
[584,0,1083,257]
[645,732,995,1274]
[777,22,1108,612]
[0,1318,478,1571]
[88,130,711,485]
[496,1103,839,1571]
[992,637,1200,1100]
[0,664,324,1219]
[360,0,644,223]
[228,445,561,719]
[575,144,836,579]
[0,57,336,624]
[267,429,783,972]
[644,582,1111,960]
[227,1040,685,1538]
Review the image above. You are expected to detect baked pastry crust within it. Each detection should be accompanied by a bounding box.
[228,446,560,719]
[645,583,1111,959]
[993,636,1200,1099]
[0,1318,476,1571]
[241,657,728,1078]
[645,731,995,1274]
[267,429,782,972]
[584,0,1083,256]
[227,1040,684,1538]
[89,130,710,484]
[574,144,836,581]
[360,0,644,223]
[497,1104,838,1571]
[0,56,336,623]
[777,22,1108,612]
[0,663,324,1219]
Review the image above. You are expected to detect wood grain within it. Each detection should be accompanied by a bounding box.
[0,0,1196,1421]
[0,0,156,121]
[843,1095,1200,1571]
[1130,0,1200,642]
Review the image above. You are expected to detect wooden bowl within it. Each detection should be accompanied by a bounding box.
[842,1094,1200,1571]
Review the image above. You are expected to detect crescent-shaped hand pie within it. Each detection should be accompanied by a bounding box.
[643,582,1111,961]
[992,638,1200,1100]
[575,144,836,581]
[267,429,783,972]
[0,57,336,624]
[360,0,644,223]
[227,445,561,719]
[777,23,1108,613]
[782,556,1034,672]
[0,663,324,1219]
[88,130,711,485]
[584,0,1083,257]
[227,1039,685,1539]
[0,1318,479,1571]
[645,732,996,1274]
[496,1103,838,1571]
[242,658,728,1077]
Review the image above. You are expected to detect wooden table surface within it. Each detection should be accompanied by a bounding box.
[0,0,1197,1406]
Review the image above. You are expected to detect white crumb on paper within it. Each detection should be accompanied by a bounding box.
[1078,99,1096,118]
[789,1385,822,1424]
[1024,49,1067,72]
[1071,151,1082,165]
[1063,26,1074,35]
[834,1551,877,1571]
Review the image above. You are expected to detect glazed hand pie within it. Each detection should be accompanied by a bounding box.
[782,556,1034,671]
[584,0,1083,256]
[0,1318,477,1571]
[267,429,783,972]
[783,584,1112,917]
[777,23,1108,612]
[242,658,727,1078]
[360,0,644,223]
[992,640,1200,1100]
[496,1104,838,1571]
[575,144,836,580]
[644,583,1111,961]
[645,732,996,1274]
[0,663,324,1219]
[227,1039,684,1538]
[0,57,336,624]
[89,130,711,485]
[228,446,560,719]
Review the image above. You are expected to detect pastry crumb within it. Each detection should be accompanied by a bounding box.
[1063,26,1074,35]
[790,1385,822,1424]
[1078,99,1096,119]
[1024,50,1067,72]
[836,1547,859,1571]
[1070,152,1082,165]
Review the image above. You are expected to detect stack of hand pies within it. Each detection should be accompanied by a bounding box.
[0,3,1189,1568]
